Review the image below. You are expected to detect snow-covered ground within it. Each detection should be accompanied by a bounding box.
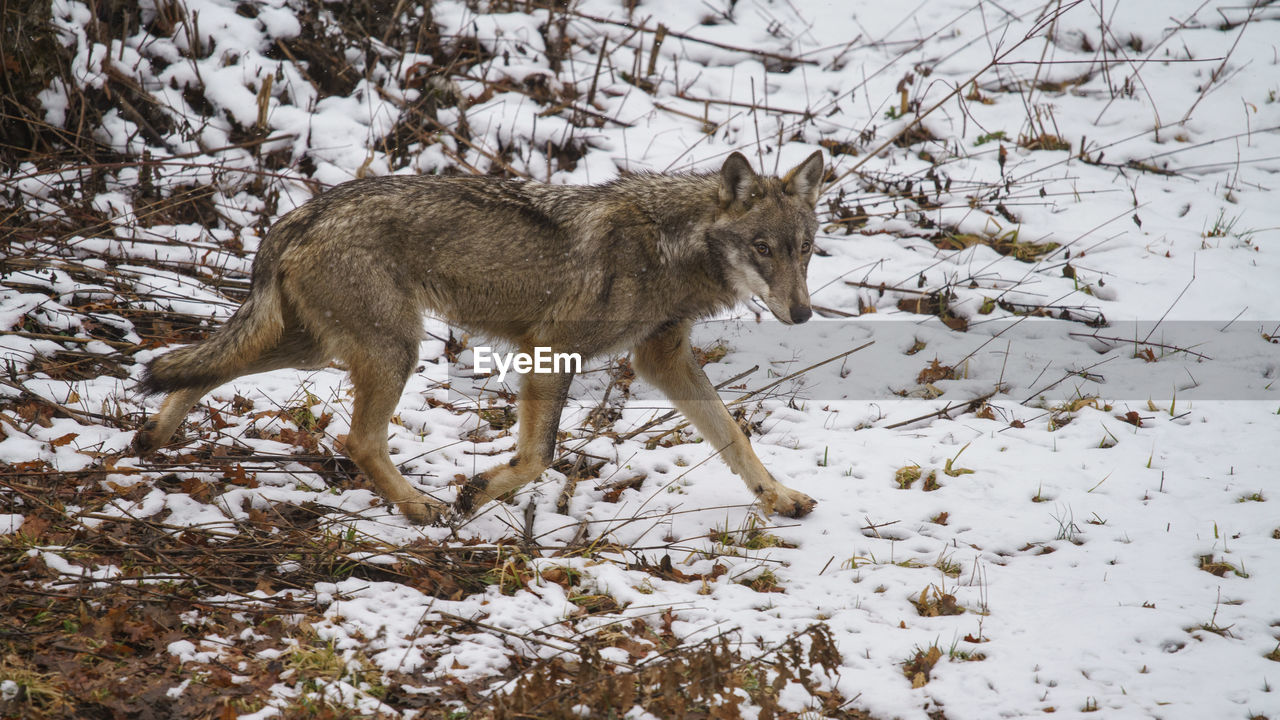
[3,0,1279,718]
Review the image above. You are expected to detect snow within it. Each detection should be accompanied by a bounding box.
[0,514,24,535]
[4,0,1280,718]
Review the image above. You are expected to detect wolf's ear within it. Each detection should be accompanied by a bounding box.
[719,152,758,206]
[783,150,825,207]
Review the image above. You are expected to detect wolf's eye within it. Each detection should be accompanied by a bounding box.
[753,242,771,256]
[801,241,812,253]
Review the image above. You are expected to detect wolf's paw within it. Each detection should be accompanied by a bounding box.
[771,487,817,518]
[132,421,162,454]
[396,493,447,525]
[452,472,494,516]
[452,464,535,516]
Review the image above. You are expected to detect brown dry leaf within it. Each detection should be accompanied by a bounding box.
[274,427,319,452]
[913,586,963,617]
[14,459,52,472]
[904,645,943,687]
[601,473,646,502]
[103,456,141,474]
[207,407,233,430]
[651,554,726,585]
[16,400,54,427]
[223,463,258,488]
[1117,411,1143,427]
[18,514,49,540]
[180,476,213,503]
[105,481,151,503]
[917,359,954,384]
[659,609,677,641]
[49,432,79,447]
[90,605,128,639]
[540,567,571,587]
[614,636,654,662]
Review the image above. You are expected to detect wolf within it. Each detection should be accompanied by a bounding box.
[136,150,825,524]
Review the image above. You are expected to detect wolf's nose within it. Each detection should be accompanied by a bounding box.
[790,305,812,324]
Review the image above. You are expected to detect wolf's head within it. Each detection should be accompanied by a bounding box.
[709,151,824,325]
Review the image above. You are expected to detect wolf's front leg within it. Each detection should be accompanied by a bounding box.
[454,366,575,516]
[632,322,816,518]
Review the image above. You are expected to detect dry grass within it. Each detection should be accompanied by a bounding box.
[0,460,874,718]
[934,229,1060,262]
[1198,554,1248,579]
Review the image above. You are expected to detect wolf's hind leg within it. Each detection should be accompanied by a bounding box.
[343,344,446,524]
[454,367,574,515]
[632,322,816,518]
[136,385,214,452]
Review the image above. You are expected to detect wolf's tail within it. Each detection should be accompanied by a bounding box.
[138,279,284,395]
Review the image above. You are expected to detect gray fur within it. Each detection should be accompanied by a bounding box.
[137,151,825,523]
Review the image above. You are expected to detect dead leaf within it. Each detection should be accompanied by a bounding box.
[903,645,943,686]
[1116,411,1143,427]
[16,400,54,427]
[223,464,258,488]
[180,477,213,503]
[917,359,954,384]
[208,407,233,430]
[49,432,79,447]
[18,514,49,540]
